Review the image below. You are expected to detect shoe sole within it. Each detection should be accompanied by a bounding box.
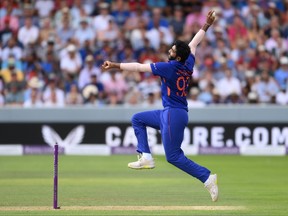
[128,165,155,169]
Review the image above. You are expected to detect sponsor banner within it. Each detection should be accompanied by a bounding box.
[199,147,240,155]
[152,145,199,155]
[23,145,64,155]
[0,145,22,156]
[0,123,287,155]
[111,146,137,155]
[65,144,110,155]
[240,146,286,156]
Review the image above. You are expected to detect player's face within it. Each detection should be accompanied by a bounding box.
[168,45,177,60]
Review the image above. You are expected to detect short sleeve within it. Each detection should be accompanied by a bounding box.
[150,62,173,79]
[185,54,195,71]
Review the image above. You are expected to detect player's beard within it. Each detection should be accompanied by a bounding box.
[168,54,176,61]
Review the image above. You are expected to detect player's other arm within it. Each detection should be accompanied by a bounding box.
[188,10,216,56]
[102,61,152,73]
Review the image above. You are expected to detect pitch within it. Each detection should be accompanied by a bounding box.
[0,155,287,216]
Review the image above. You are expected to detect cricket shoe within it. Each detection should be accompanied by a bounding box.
[128,155,155,169]
[204,174,218,202]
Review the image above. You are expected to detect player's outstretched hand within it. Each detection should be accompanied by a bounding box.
[102,61,112,70]
[206,10,216,26]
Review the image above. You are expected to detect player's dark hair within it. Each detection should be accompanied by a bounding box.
[173,40,190,63]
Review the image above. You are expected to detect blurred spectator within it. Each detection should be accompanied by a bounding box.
[60,44,82,80]
[169,5,185,39]
[141,91,162,107]
[23,76,43,102]
[82,84,103,106]
[184,3,206,29]
[247,91,259,104]
[211,88,222,104]
[187,87,206,108]
[5,80,24,106]
[196,38,213,66]
[56,18,75,46]
[198,83,213,104]
[78,55,101,90]
[198,70,216,91]
[0,57,24,83]
[41,51,59,77]
[103,69,128,104]
[252,70,279,103]
[222,0,235,23]
[18,17,39,47]
[42,75,65,107]
[242,70,257,102]
[264,28,287,58]
[79,39,95,62]
[216,69,242,101]
[147,0,166,8]
[0,17,14,45]
[23,88,43,108]
[124,86,142,107]
[20,2,39,27]
[274,56,288,90]
[0,92,4,106]
[35,0,55,18]
[0,75,5,93]
[65,83,83,105]
[92,2,114,35]
[22,52,42,80]
[74,18,95,47]
[123,6,149,32]
[0,0,20,18]
[1,38,22,61]
[96,18,119,47]
[54,6,74,29]
[38,17,56,44]
[87,74,105,101]
[0,7,19,32]
[111,0,131,26]
[137,72,160,100]
[147,7,169,30]
[275,88,288,105]
[0,0,287,107]
[227,15,248,49]
[70,0,92,27]
[129,18,147,51]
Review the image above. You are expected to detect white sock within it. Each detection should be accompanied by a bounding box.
[142,153,153,160]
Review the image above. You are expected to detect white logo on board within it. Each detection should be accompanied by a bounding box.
[41,125,85,148]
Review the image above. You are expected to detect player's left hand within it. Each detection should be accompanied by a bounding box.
[206,10,216,26]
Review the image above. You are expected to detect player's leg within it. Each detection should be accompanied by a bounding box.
[131,110,161,153]
[128,110,161,169]
[161,108,210,182]
[161,108,218,201]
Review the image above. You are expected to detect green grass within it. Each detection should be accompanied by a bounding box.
[0,155,287,215]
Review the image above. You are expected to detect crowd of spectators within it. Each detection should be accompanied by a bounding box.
[0,0,288,108]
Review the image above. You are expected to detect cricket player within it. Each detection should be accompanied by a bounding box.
[102,10,218,202]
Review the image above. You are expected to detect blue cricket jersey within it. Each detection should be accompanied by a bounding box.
[150,54,195,111]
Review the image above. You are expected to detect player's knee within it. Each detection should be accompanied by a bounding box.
[131,114,139,125]
[166,153,179,165]
[131,113,143,126]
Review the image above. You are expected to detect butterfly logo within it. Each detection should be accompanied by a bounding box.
[42,125,85,148]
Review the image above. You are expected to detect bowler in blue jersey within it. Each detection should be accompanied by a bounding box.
[102,10,219,202]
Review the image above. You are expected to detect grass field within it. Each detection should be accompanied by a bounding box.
[0,155,287,216]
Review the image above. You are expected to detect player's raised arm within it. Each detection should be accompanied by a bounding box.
[102,61,152,73]
[188,10,216,56]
